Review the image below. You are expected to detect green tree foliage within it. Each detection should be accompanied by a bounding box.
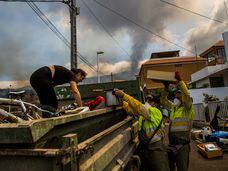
[203,93,219,103]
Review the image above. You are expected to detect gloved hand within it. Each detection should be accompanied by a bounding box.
[175,71,182,82]
[113,88,125,98]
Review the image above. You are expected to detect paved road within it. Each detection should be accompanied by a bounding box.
[163,126,228,171]
[189,141,228,171]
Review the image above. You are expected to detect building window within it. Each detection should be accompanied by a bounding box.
[217,48,226,59]
[175,64,182,67]
[207,51,216,62]
[209,76,224,87]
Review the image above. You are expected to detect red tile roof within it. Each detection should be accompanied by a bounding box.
[200,40,224,57]
[142,56,206,66]
[214,40,224,46]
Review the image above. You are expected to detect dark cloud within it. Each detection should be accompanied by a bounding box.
[184,1,228,54]
[1,0,219,83]
[75,0,178,73]
[0,2,70,81]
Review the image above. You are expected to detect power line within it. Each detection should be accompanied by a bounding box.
[80,0,131,58]
[77,53,98,72]
[26,1,100,73]
[0,0,62,2]
[160,0,228,26]
[27,1,70,46]
[1,0,106,75]
[94,0,195,54]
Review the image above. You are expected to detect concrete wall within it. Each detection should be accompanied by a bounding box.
[223,69,228,86]
[222,31,228,62]
[191,64,228,82]
[189,87,228,104]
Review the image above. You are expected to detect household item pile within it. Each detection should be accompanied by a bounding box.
[197,142,223,159]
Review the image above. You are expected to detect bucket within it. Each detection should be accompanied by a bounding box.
[105,90,122,107]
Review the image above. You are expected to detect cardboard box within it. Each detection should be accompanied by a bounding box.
[191,130,202,140]
[147,70,176,82]
[197,143,223,159]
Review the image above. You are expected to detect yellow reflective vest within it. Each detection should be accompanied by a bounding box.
[122,94,164,144]
[161,81,195,133]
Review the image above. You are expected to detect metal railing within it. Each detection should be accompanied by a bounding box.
[193,101,228,122]
[208,100,228,120]
[193,103,205,121]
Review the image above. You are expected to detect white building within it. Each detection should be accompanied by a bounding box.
[191,63,228,88]
[190,33,228,104]
[191,40,228,89]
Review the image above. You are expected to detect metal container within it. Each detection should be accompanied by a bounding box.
[105,90,122,106]
[0,108,139,171]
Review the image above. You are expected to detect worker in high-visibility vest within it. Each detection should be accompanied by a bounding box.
[114,89,169,171]
[161,72,195,171]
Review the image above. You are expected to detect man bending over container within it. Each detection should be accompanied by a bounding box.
[30,65,87,117]
[114,89,169,171]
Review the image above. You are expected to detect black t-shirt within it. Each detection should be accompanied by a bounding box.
[52,65,75,85]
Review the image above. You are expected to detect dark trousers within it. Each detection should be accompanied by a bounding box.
[168,144,190,171]
[30,67,58,117]
[137,140,169,171]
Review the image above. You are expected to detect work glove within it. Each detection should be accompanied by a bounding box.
[113,88,125,98]
[175,71,182,82]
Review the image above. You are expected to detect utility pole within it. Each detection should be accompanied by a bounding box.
[69,0,79,69]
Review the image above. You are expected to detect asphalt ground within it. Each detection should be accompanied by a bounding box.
[189,141,228,171]
[163,125,228,171]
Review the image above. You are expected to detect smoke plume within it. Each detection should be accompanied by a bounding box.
[82,0,178,73]
[0,0,224,84]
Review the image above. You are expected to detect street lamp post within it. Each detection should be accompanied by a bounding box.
[97,51,104,83]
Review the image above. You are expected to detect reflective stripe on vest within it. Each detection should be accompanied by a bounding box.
[138,116,143,131]
[138,107,163,144]
[139,129,162,144]
[170,117,192,132]
[145,125,162,143]
[141,105,148,118]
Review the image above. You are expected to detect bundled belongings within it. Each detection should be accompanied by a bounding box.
[211,131,228,139]
[197,142,223,159]
[210,131,228,149]
[84,96,105,110]
[191,129,202,140]
[205,143,220,152]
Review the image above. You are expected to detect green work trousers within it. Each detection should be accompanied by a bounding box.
[168,131,191,171]
[139,140,169,171]
[168,143,190,171]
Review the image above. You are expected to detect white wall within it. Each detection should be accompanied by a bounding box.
[223,70,228,86]
[189,87,228,104]
[222,31,228,62]
[192,64,228,82]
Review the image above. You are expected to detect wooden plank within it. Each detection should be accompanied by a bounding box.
[79,128,132,171]
[78,116,132,150]
[147,70,176,82]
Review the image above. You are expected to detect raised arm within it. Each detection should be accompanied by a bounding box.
[175,72,192,109]
[70,81,83,107]
[178,81,192,108]
[161,82,173,109]
[114,89,151,120]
